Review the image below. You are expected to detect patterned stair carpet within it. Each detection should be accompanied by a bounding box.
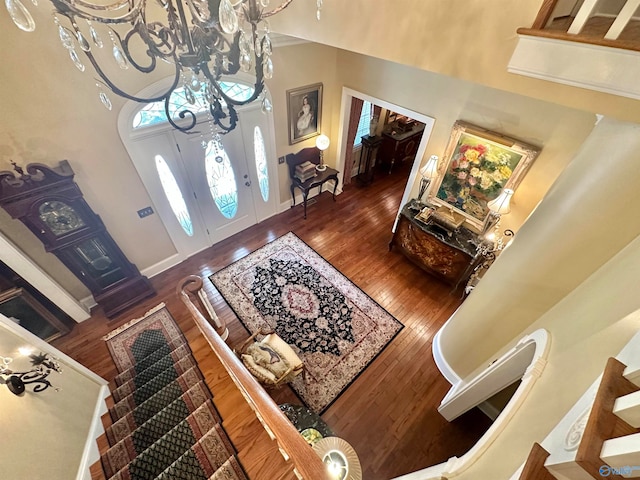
[101,304,248,480]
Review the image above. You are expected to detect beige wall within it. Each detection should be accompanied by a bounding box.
[0,314,105,479]
[439,117,640,378]
[271,0,640,124]
[457,213,640,478]
[265,42,340,206]
[334,51,597,235]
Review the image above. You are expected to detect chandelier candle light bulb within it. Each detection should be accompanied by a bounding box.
[5,0,313,134]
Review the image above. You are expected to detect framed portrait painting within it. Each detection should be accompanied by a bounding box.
[286,83,323,145]
[432,121,540,230]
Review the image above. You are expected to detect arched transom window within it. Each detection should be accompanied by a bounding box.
[133,82,255,129]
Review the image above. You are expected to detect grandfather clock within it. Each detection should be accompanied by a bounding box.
[0,160,155,318]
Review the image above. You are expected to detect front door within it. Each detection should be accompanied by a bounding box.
[124,90,278,260]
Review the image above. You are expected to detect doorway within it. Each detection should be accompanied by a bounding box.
[335,88,436,227]
[118,78,279,261]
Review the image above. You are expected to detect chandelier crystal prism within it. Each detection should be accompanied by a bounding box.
[6,0,314,134]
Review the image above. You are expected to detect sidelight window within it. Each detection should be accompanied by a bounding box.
[154,155,194,236]
[205,139,238,219]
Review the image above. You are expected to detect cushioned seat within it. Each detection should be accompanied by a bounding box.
[236,330,304,389]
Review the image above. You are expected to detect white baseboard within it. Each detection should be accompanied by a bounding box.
[80,295,97,312]
[279,184,343,213]
[141,253,182,278]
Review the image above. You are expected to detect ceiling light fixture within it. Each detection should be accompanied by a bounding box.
[5,0,323,134]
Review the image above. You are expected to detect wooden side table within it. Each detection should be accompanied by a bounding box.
[289,168,339,219]
[355,134,382,186]
[378,122,425,174]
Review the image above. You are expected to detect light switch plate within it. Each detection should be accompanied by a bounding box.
[137,207,154,218]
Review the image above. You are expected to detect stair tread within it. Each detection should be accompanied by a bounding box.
[114,342,191,388]
[104,411,229,479]
[107,381,212,445]
[109,368,205,423]
[112,354,197,403]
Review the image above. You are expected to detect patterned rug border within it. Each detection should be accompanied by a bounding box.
[209,231,404,414]
[103,305,186,373]
[102,303,167,341]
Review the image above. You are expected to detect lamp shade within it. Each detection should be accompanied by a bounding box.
[487,188,514,215]
[316,134,331,151]
[419,155,439,179]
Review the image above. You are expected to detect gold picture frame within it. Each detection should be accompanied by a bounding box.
[431,121,541,230]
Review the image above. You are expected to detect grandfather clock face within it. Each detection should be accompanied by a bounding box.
[38,200,86,236]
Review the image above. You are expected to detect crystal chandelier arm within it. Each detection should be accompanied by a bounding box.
[120,23,179,71]
[51,0,144,23]
[210,98,238,133]
[262,0,295,17]
[201,28,264,107]
[85,49,182,103]
[164,97,198,132]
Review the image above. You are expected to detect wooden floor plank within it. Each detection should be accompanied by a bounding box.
[53,161,491,480]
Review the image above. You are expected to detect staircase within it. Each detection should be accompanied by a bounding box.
[515,356,640,479]
[92,329,249,480]
[509,0,640,101]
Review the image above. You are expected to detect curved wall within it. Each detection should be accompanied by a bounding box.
[438,116,640,377]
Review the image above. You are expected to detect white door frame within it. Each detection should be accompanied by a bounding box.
[117,75,280,261]
[335,88,436,228]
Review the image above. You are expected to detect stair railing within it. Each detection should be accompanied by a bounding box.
[517,357,640,479]
[518,0,640,52]
[177,275,329,480]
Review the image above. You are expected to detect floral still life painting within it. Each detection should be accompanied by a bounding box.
[435,121,540,227]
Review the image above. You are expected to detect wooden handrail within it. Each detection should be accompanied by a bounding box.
[177,275,329,480]
[531,0,559,29]
[516,27,640,52]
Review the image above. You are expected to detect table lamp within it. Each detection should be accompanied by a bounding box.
[483,188,513,235]
[417,155,439,202]
[316,134,330,171]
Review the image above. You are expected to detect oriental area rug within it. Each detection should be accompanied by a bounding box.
[209,232,404,413]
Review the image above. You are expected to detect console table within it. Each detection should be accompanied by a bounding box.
[379,121,425,174]
[390,202,482,288]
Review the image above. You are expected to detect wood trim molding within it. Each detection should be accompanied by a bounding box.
[575,358,640,479]
[518,443,555,480]
[516,27,640,52]
[530,0,559,29]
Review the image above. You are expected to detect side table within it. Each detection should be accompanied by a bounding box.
[289,167,339,219]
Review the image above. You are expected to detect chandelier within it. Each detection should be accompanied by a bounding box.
[5,0,323,134]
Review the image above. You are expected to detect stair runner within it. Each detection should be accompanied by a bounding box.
[101,327,248,480]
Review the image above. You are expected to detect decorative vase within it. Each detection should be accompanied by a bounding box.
[369,115,379,137]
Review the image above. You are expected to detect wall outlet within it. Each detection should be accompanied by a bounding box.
[137,206,154,218]
[278,156,286,164]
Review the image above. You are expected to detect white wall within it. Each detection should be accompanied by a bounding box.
[0,313,108,479]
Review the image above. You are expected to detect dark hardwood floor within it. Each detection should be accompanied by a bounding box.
[53,160,491,480]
